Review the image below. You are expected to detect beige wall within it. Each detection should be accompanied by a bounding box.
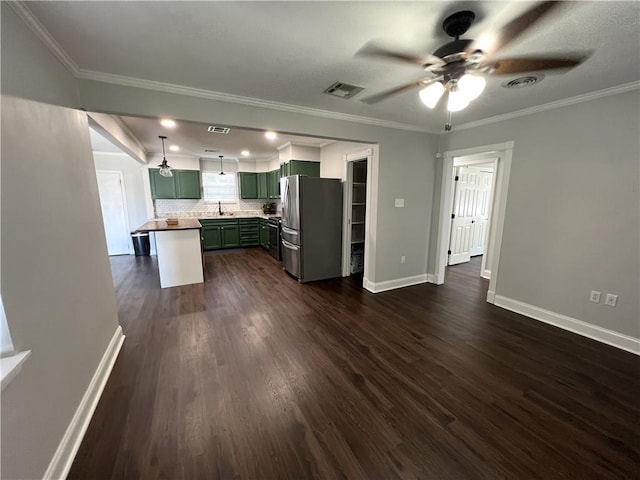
[435,89,640,339]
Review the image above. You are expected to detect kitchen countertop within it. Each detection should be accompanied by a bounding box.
[136,219,202,232]
[155,214,280,220]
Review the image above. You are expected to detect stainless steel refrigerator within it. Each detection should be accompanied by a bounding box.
[281,175,343,282]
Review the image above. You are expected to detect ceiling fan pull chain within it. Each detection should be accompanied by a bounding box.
[445,111,453,132]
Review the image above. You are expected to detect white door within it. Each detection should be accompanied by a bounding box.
[96,171,131,255]
[469,168,493,256]
[448,166,477,265]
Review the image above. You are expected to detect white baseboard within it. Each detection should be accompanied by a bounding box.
[481,269,491,279]
[427,273,442,285]
[486,290,496,304]
[365,274,428,293]
[43,325,125,480]
[494,295,640,355]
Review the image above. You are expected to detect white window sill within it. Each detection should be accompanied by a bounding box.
[1,351,31,391]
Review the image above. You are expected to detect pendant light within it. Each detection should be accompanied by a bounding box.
[157,135,172,177]
[218,155,226,175]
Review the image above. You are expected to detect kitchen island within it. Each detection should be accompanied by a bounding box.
[135,219,203,288]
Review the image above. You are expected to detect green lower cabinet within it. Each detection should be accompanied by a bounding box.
[259,221,269,249]
[239,218,260,246]
[239,172,258,199]
[257,172,268,199]
[220,224,240,248]
[202,226,221,250]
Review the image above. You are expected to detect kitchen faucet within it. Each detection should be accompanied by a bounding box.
[218,201,223,216]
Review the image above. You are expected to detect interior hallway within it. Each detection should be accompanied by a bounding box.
[69,249,640,479]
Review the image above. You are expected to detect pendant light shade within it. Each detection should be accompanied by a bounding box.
[419,82,445,109]
[458,73,486,102]
[157,135,173,177]
[219,155,226,175]
[447,87,470,112]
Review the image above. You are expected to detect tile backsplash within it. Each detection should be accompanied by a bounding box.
[155,199,280,218]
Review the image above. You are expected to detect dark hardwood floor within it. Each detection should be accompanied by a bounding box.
[68,250,640,479]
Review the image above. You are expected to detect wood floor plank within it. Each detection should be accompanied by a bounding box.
[67,250,640,480]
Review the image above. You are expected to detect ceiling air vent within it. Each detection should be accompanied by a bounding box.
[204,149,219,153]
[323,81,364,99]
[207,126,231,134]
[502,75,544,89]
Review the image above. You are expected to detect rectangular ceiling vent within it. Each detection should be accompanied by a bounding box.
[208,126,231,134]
[204,149,219,153]
[323,81,364,99]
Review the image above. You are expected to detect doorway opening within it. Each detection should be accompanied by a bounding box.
[433,141,514,304]
[342,148,377,290]
[96,170,132,256]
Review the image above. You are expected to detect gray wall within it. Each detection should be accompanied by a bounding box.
[1,3,79,107]
[94,152,149,231]
[320,141,372,179]
[435,89,640,339]
[78,80,440,284]
[2,6,121,478]
[1,96,121,479]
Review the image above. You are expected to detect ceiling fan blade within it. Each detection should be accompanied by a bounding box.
[466,1,561,58]
[361,77,439,104]
[358,43,446,68]
[486,55,589,75]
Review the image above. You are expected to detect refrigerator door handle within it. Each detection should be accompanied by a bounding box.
[282,239,298,250]
[282,226,297,235]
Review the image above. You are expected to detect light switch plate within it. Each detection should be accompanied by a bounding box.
[395,198,404,208]
[589,291,601,303]
[605,294,618,307]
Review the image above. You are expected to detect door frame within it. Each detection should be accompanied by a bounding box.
[96,170,133,255]
[433,141,514,304]
[341,147,378,291]
[451,156,498,275]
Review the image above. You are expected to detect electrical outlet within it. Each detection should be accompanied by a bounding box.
[395,198,404,208]
[605,294,618,307]
[589,291,601,303]
[400,255,406,264]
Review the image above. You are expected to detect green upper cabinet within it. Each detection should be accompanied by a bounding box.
[289,160,320,177]
[266,170,281,199]
[280,162,290,178]
[239,172,258,199]
[149,169,177,199]
[150,169,201,199]
[175,170,201,199]
[257,172,268,199]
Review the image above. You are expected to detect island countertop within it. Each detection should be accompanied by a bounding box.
[136,219,202,232]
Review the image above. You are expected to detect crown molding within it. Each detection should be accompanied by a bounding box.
[76,70,434,133]
[452,81,640,132]
[8,1,80,75]
[276,142,292,152]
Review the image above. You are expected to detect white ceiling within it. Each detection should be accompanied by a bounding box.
[27,1,640,131]
[118,115,334,160]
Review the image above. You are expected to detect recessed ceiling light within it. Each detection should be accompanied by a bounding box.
[241,150,250,157]
[160,119,176,128]
[169,145,180,151]
[265,131,277,140]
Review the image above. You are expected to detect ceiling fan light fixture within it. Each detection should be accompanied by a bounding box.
[447,88,470,112]
[419,82,445,109]
[458,73,486,101]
